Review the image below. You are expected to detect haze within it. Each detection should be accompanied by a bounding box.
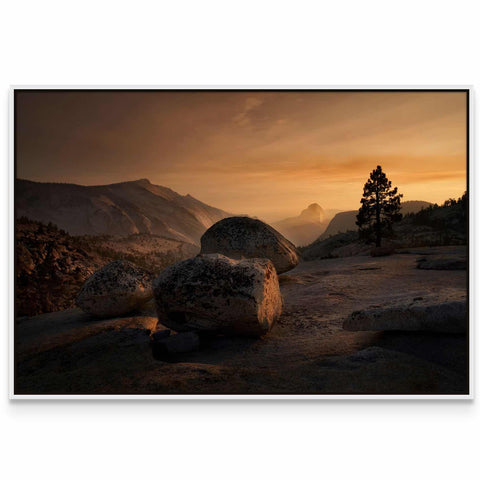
[16,90,467,222]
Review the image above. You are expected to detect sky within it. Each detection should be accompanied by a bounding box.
[15,90,467,222]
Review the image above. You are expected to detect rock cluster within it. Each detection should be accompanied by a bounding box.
[76,260,153,317]
[75,217,289,351]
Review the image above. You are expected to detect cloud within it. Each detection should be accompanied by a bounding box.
[232,96,264,126]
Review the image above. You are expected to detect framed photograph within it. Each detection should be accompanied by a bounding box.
[10,87,471,399]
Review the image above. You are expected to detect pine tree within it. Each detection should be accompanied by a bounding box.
[356,165,403,247]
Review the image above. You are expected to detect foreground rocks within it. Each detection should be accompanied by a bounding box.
[200,216,299,274]
[15,252,468,395]
[76,260,153,317]
[153,254,283,336]
[343,301,467,333]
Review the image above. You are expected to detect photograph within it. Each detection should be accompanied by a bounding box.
[12,88,469,397]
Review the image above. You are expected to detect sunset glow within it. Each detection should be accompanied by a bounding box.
[16,90,467,222]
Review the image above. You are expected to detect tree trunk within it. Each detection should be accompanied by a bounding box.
[375,189,381,247]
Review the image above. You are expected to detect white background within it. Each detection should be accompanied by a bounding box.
[1,1,478,479]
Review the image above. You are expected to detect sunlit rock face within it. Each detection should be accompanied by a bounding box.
[76,260,153,317]
[200,216,299,273]
[153,254,283,336]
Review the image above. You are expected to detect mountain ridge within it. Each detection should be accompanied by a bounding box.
[15,178,232,245]
[317,200,434,241]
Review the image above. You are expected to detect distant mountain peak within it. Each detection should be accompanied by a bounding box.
[299,203,325,222]
[272,203,328,247]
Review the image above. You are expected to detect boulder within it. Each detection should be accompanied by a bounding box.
[153,254,283,336]
[76,260,153,317]
[343,301,467,334]
[200,217,299,274]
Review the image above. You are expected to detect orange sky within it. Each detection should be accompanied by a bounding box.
[16,90,467,222]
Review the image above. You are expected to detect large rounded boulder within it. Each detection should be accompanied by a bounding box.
[200,217,299,274]
[153,254,283,336]
[76,260,153,317]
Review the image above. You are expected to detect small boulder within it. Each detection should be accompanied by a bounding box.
[343,301,467,334]
[76,260,153,318]
[200,217,299,274]
[153,254,283,336]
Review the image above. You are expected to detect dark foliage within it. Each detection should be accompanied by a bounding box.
[356,165,403,246]
[399,191,467,246]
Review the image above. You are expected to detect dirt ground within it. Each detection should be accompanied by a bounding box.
[14,247,468,395]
